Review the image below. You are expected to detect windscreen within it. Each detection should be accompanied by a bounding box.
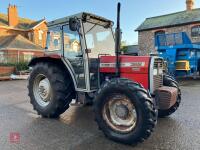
[83,22,115,58]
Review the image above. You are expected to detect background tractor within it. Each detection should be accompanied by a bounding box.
[28,3,181,145]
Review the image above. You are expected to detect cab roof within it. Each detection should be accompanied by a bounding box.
[48,12,113,27]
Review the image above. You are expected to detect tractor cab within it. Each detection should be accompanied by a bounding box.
[45,12,115,91]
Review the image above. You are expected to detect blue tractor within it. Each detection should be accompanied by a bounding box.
[155,32,200,77]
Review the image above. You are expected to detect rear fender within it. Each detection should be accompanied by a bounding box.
[28,56,78,90]
[28,56,61,67]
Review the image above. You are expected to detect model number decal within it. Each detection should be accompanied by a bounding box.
[100,62,145,68]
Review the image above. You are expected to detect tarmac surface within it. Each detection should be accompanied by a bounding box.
[0,79,200,150]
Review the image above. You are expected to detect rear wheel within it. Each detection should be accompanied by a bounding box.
[28,62,75,118]
[94,78,157,145]
[158,75,181,118]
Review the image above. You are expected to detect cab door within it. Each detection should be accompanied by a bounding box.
[62,24,87,90]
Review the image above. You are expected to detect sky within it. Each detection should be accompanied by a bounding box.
[0,0,200,45]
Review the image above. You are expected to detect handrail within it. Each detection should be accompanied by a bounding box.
[155,32,192,47]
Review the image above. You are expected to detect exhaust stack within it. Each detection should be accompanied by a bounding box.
[115,2,121,77]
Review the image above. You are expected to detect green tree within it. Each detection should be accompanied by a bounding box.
[120,41,128,53]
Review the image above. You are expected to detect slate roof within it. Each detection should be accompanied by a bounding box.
[136,8,200,31]
[0,35,43,50]
[0,13,45,30]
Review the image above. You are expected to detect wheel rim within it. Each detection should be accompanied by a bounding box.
[102,94,137,133]
[33,74,52,107]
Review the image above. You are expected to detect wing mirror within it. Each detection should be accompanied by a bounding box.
[69,18,80,31]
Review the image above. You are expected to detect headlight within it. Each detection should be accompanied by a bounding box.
[153,69,158,75]
[153,68,163,75]
[158,68,163,74]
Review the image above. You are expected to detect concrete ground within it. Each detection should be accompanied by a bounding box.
[0,79,200,150]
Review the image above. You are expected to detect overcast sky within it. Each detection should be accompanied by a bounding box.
[1,0,200,45]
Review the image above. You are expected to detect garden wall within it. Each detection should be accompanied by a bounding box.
[0,66,15,77]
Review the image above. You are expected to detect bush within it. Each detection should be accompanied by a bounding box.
[0,62,29,71]
[0,63,15,67]
[15,62,29,71]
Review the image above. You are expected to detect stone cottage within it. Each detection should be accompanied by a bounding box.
[136,0,200,55]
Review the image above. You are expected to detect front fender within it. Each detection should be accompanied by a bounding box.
[28,55,61,67]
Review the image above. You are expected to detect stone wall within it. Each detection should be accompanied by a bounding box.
[138,30,155,56]
[0,66,15,77]
[138,23,200,55]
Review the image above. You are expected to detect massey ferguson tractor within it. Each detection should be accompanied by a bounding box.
[28,3,181,145]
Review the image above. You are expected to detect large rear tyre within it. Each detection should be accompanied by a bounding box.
[158,75,181,118]
[94,78,157,145]
[28,62,75,118]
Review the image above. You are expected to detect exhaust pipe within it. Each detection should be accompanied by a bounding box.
[115,2,121,77]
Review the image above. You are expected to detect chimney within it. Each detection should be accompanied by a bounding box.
[186,0,195,11]
[8,4,18,27]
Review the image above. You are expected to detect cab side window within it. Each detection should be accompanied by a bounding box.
[46,26,62,51]
[63,25,81,58]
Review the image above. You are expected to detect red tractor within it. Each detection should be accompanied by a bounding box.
[28,3,181,145]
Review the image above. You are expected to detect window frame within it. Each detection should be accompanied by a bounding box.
[62,24,83,59]
[38,30,44,41]
[191,25,200,37]
[46,25,62,52]
[61,22,90,91]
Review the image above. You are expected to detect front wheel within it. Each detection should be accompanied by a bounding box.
[94,78,157,145]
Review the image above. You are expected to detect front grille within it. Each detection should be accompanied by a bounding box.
[153,75,163,91]
[153,58,163,92]
[154,58,163,68]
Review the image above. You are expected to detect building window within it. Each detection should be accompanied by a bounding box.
[38,30,44,46]
[28,32,33,41]
[191,25,200,37]
[155,30,166,46]
[39,30,44,40]
[0,51,4,63]
[155,30,165,37]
